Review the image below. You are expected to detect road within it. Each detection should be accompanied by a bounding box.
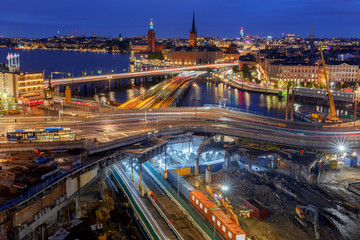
[48,62,237,87]
[119,73,199,109]
[2,107,360,151]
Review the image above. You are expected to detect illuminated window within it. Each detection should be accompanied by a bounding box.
[222,225,226,232]
[192,196,195,201]
[196,199,198,205]
[212,215,215,222]
[204,208,208,213]
[217,220,220,227]
[228,232,232,238]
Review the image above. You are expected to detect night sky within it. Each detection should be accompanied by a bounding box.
[1,0,359,38]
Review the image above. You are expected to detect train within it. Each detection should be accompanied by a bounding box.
[6,127,75,142]
[167,169,246,240]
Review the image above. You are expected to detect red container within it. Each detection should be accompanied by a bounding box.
[190,190,246,240]
[245,199,268,220]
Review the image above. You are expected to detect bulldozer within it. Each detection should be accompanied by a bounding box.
[295,205,320,239]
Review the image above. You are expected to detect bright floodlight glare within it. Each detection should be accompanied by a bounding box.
[221,185,229,191]
[338,145,346,152]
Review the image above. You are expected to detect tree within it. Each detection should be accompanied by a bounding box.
[232,66,239,74]
[320,83,325,89]
[287,82,293,87]
[307,82,313,88]
[300,82,305,87]
[241,64,252,82]
[336,82,342,90]
[342,82,350,89]
[148,52,164,61]
[314,83,319,89]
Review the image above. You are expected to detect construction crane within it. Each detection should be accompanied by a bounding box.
[319,48,341,123]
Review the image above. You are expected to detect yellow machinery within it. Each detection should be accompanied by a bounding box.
[319,48,342,123]
[295,205,320,239]
[227,208,240,226]
[206,184,233,210]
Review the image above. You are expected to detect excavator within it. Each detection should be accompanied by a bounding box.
[319,47,342,124]
[206,184,232,209]
[295,204,320,239]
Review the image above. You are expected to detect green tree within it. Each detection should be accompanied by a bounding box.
[314,83,319,89]
[336,82,342,90]
[342,82,350,89]
[307,82,313,88]
[241,64,252,82]
[148,52,164,61]
[320,83,325,89]
[287,82,293,87]
[300,82,305,87]
[232,66,239,74]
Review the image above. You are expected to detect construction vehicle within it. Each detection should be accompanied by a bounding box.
[227,208,240,226]
[295,204,320,239]
[319,48,342,124]
[206,184,233,210]
[238,205,254,219]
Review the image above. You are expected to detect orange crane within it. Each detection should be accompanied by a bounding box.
[319,48,341,123]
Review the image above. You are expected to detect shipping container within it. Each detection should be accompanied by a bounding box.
[190,190,216,222]
[190,191,246,240]
[245,199,268,220]
[167,169,195,201]
[344,156,358,167]
[175,167,191,176]
[211,210,246,240]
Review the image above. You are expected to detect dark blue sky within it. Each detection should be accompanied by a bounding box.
[0,0,359,38]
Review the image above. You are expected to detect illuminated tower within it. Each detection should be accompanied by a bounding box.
[309,23,315,51]
[240,27,244,40]
[189,12,197,47]
[148,18,155,52]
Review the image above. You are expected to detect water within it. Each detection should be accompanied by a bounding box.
[0,47,130,78]
[0,47,351,118]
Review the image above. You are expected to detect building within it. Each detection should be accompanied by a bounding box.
[189,12,197,47]
[167,13,223,65]
[269,61,319,88]
[238,54,257,70]
[170,46,223,65]
[148,18,155,52]
[0,63,44,104]
[327,61,359,83]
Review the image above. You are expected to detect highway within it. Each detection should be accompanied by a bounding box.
[48,62,237,87]
[118,72,200,109]
[2,107,360,150]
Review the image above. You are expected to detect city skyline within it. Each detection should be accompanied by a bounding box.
[1,0,360,38]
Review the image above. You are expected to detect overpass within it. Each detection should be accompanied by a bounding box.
[47,62,237,87]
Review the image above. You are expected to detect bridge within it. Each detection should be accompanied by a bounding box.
[47,62,237,87]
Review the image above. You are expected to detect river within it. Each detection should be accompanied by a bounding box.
[0,47,351,118]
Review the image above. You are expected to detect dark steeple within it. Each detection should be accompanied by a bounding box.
[191,11,196,33]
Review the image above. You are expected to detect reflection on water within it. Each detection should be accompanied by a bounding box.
[177,82,350,118]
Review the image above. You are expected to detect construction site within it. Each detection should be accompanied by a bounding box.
[147,134,360,240]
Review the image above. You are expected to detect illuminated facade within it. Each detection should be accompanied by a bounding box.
[269,62,319,87]
[148,18,156,52]
[0,64,44,100]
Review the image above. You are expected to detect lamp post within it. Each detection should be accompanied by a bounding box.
[354,90,358,127]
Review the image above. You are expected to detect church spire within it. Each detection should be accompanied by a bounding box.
[191,11,196,33]
[310,22,314,38]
